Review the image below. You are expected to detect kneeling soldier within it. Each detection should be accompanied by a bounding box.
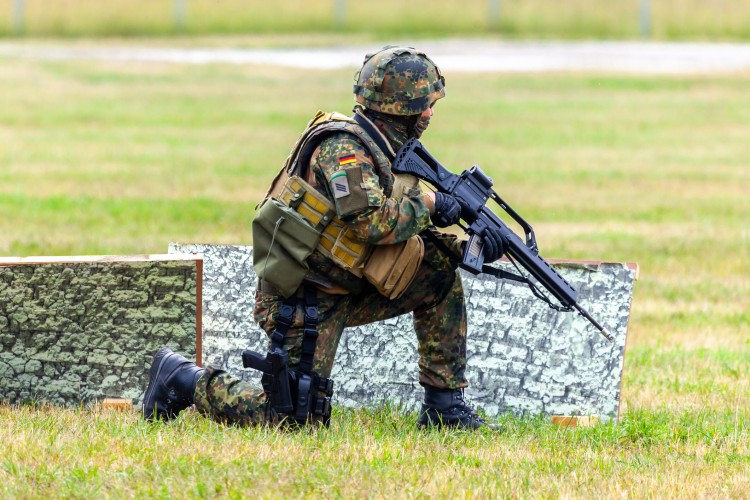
[144,46,508,429]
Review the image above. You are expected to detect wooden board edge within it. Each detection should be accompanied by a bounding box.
[0,254,204,266]
[195,258,203,367]
[101,398,134,411]
[551,415,601,428]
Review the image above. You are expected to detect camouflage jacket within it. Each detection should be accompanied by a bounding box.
[301,111,462,292]
[309,132,433,246]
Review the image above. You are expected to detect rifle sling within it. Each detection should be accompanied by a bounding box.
[477,264,528,284]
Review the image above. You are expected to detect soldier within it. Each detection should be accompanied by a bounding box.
[143,46,508,429]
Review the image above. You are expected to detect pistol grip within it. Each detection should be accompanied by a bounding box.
[242,350,271,373]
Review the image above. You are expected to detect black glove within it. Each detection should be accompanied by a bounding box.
[432,192,461,228]
[481,227,509,263]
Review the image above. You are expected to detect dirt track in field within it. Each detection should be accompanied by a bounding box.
[2,39,750,73]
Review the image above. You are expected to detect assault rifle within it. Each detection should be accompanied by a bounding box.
[392,138,614,342]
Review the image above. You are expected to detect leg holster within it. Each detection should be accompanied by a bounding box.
[242,287,334,426]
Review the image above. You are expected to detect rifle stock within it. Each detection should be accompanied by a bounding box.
[393,138,614,342]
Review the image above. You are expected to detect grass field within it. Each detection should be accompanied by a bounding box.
[2,0,750,40]
[0,39,748,496]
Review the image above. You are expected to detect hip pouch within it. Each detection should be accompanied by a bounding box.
[363,235,425,300]
[252,199,321,298]
[253,176,339,297]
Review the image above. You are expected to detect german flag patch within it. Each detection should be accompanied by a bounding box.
[338,154,356,166]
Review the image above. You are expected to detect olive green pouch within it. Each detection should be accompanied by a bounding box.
[252,199,321,297]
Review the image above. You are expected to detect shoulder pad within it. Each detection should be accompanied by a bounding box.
[308,110,355,128]
[290,116,389,178]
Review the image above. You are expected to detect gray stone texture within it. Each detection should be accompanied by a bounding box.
[170,243,635,421]
[0,257,200,406]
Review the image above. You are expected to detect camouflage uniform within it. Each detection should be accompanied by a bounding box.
[194,47,466,426]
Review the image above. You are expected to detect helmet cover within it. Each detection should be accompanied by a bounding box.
[353,45,446,116]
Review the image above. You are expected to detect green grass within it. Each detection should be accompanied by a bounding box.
[1,404,747,497]
[2,0,750,40]
[1,41,749,496]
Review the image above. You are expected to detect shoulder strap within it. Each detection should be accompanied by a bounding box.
[291,119,391,173]
[259,111,356,207]
[284,111,352,176]
[352,111,396,162]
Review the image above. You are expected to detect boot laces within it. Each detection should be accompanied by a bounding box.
[450,390,484,423]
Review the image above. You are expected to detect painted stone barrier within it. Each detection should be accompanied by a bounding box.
[0,255,202,406]
[170,243,637,421]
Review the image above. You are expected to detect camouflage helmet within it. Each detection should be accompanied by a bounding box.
[353,45,446,116]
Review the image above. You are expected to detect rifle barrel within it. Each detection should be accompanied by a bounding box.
[574,304,615,342]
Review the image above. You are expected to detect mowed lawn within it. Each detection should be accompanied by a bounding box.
[0,45,748,497]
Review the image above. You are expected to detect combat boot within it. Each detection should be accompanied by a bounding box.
[417,386,494,430]
[143,347,205,421]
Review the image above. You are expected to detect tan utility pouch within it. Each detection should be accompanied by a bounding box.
[279,176,371,273]
[278,176,336,232]
[363,235,425,300]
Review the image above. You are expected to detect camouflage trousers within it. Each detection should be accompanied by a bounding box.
[194,238,467,426]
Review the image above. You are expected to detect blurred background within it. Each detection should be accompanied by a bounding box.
[2,0,750,40]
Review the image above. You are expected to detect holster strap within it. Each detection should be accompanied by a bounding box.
[298,286,319,375]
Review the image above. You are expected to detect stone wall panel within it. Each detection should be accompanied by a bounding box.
[0,256,200,406]
[170,244,635,421]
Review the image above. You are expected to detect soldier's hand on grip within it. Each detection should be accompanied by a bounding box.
[432,192,461,228]
[481,227,509,263]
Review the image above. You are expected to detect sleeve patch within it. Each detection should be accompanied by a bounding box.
[330,166,372,217]
[330,170,350,199]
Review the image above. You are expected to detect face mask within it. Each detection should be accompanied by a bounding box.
[411,115,431,139]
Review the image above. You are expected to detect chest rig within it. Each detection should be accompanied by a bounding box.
[260,110,418,273]
[247,111,418,426]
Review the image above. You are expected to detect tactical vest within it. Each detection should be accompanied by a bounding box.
[260,111,418,274]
